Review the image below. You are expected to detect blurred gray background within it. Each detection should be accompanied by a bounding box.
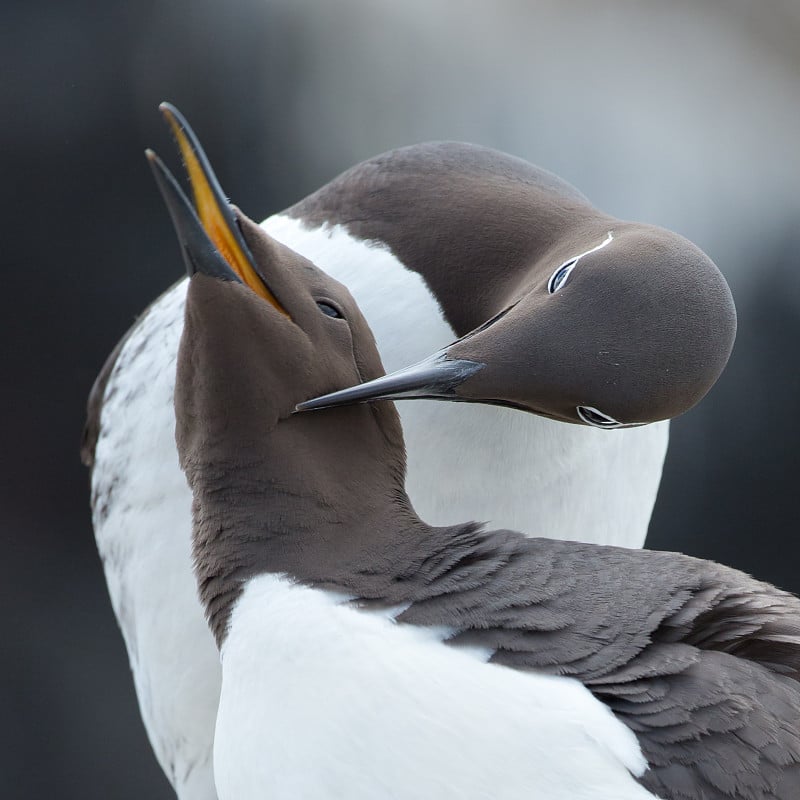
[3,1,799,797]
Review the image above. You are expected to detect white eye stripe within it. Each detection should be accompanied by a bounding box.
[547,231,614,294]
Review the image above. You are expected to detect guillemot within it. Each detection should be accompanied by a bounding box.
[294,152,735,423]
[159,146,799,800]
[83,105,734,799]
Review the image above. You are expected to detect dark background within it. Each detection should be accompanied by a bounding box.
[4,2,799,798]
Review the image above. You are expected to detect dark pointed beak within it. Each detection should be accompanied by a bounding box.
[295,352,484,412]
[146,149,242,284]
[146,102,289,317]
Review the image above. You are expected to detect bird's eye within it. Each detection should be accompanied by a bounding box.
[548,259,577,293]
[316,301,343,319]
[576,406,622,428]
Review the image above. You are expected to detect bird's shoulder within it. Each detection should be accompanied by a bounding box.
[384,530,800,682]
[351,526,800,799]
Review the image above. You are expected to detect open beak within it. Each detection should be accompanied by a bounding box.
[296,351,483,411]
[147,102,289,317]
[146,149,241,283]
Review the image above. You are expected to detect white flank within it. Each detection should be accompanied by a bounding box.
[93,281,220,800]
[215,574,657,800]
[91,214,668,798]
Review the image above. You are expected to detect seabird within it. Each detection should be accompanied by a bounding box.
[296,207,735,424]
[156,146,800,799]
[83,106,735,799]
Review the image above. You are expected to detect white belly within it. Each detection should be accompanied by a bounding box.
[92,215,668,799]
[215,574,657,800]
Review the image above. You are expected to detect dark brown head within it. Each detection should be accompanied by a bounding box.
[146,103,401,468]
[299,221,737,428]
[174,216,403,470]
[147,104,407,644]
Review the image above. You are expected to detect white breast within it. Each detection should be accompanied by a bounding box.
[215,574,658,800]
[91,215,668,799]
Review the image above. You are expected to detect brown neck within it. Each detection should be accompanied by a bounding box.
[183,402,433,648]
